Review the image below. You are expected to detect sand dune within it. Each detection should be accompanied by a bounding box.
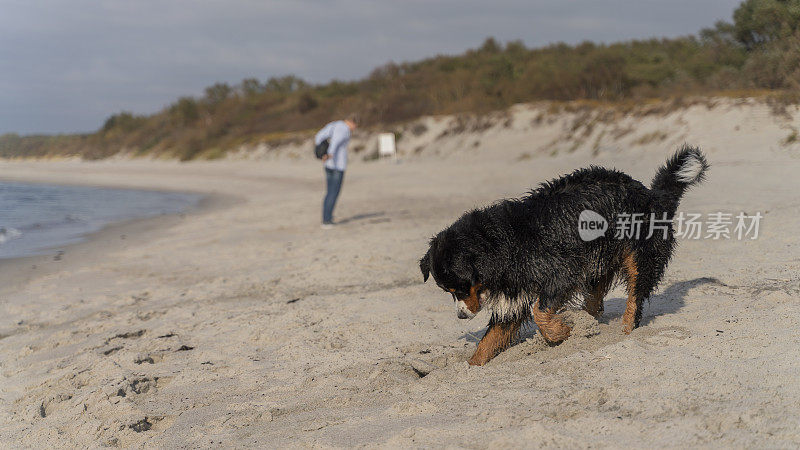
[1,99,799,447]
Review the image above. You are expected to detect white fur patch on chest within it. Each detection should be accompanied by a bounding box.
[483,290,529,322]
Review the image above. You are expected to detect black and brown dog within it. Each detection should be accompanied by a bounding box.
[420,146,708,365]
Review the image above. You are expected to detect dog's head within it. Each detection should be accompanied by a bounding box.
[420,229,485,319]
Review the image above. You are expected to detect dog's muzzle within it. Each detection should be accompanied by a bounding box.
[456,300,476,319]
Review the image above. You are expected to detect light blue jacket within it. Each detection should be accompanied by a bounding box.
[315,120,350,171]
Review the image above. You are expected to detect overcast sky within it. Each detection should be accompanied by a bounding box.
[0,0,742,135]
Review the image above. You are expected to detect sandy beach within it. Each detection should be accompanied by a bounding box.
[2,100,800,447]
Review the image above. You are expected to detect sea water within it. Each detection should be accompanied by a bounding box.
[0,181,201,259]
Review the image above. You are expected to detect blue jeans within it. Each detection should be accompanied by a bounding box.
[323,168,344,223]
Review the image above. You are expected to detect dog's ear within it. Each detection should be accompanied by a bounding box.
[419,251,431,282]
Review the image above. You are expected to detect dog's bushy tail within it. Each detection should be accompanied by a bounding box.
[650,145,709,211]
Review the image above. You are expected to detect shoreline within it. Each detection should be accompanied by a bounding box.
[0,180,238,308]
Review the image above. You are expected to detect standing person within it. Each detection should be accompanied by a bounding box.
[315,115,358,228]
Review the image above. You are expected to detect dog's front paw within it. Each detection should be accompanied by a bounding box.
[468,352,490,366]
[539,317,572,343]
[541,327,571,343]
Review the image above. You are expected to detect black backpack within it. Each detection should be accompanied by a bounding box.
[314,139,330,159]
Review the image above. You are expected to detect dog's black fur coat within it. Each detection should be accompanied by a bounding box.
[420,146,708,327]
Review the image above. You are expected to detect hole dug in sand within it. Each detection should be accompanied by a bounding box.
[408,359,439,378]
[366,359,425,387]
[360,346,472,389]
[364,315,602,385]
[492,310,601,364]
[405,343,475,377]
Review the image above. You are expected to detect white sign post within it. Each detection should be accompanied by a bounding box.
[378,133,396,161]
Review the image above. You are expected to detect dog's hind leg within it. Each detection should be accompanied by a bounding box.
[532,299,572,343]
[622,247,668,334]
[622,240,673,333]
[585,273,613,319]
[468,318,522,366]
[621,250,640,333]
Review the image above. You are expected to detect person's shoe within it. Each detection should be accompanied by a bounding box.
[321,222,335,230]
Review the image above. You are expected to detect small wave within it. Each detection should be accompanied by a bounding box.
[17,214,88,232]
[0,227,22,244]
